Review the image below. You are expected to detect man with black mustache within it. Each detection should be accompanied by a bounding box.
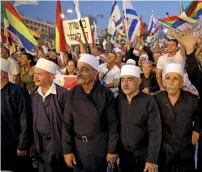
[62,54,119,172]
[155,63,201,172]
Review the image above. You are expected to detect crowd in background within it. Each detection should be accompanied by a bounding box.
[1,28,202,172]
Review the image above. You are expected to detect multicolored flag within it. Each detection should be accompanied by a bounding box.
[185,0,202,19]
[1,1,38,51]
[158,0,201,32]
[55,0,67,58]
[158,13,197,31]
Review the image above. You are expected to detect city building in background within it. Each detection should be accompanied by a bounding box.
[22,15,55,38]
[1,14,55,39]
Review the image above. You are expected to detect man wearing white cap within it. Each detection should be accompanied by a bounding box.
[98,52,120,95]
[1,46,20,84]
[62,54,119,172]
[126,59,136,66]
[116,65,161,172]
[155,63,200,172]
[1,58,33,171]
[31,58,70,172]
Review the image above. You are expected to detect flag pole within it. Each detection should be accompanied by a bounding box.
[79,19,88,44]
[90,19,95,50]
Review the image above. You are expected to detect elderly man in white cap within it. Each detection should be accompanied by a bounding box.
[126,59,136,66]
[1,58,33,172]
[155,63,201,172]
[98,52,120,96]
[116,65,161,172]
[1,46,20,84]
[62,54,119,172]
[31,58,70,172]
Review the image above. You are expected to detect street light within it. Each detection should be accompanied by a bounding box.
[61,13,65,18]
[67,9,73,14]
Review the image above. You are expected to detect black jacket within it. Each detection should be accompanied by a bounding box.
[140,72,159,92]
[62,81,119,155]
[116,92,162,164]
[1,82,33,150]
[155,90,201,153]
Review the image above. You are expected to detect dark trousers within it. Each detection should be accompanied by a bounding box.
[119,147,145,172]
[38,139,72,172]
[159,146,195,172]
[1,148,33,172]
[73,134,108,172]
[197,132,202,172]
[73,152,107,172]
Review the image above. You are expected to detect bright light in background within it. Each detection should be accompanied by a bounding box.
[163,28,168,34]
[67,9,73,13]
[61,13,65,18]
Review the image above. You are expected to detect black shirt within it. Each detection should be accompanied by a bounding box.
[155,90,201,153]
[62,81,119,154]
[1,82,32,150]
[140,72,159,92]
[116,91,162,164]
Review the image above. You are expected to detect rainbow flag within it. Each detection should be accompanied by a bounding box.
[55,0,66,54]
[1,1,38,51]
[158,12,197,31]
[185,0,202,19]
[159,0,202,31]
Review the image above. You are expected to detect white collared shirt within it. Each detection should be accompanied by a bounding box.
[36,83,57,102]
[98,63,120,93]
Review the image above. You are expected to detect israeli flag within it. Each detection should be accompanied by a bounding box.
[123,0,140,42]
[148,12,158,34]
[108,0,124,35]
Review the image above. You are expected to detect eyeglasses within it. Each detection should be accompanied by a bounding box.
[76,67,94,73]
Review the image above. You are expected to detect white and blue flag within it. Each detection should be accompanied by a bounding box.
[148,11,158,34]
[123,0,140,42]
[108,0,125,35]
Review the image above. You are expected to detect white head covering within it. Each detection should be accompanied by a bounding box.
[113,48,123,54]
[0,58,11,73]
[121,65,140,78]
[133,49,140,56]
[35,58,57,74]
[140,54,149,60]
[126,59,136,65]
[78,54,99,71]
[165,63,184,77]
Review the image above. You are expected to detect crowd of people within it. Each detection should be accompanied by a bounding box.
[1,28,202,172]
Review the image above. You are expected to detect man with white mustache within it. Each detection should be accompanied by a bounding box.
[116,65,161,172]
[155,63,201,172]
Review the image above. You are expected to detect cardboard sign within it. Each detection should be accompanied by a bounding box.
[54,75,78,90]
[63,17,93,45]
